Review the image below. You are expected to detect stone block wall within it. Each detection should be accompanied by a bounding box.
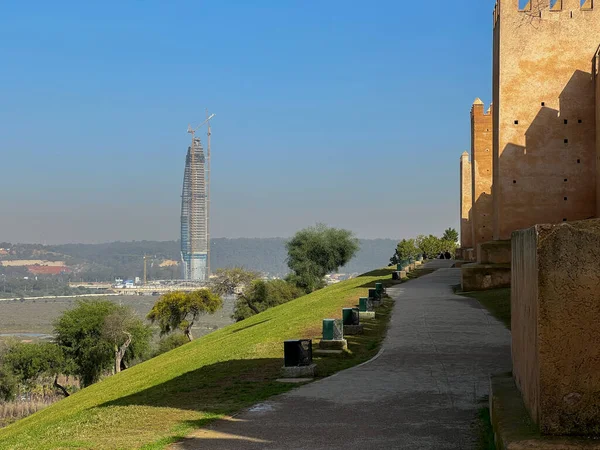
[493,0,599,240]
[471,99,494,247]
[460,151,473,249]
[477,240,511,264]
[511,219,600,435]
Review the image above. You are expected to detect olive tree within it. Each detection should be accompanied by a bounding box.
[147,290,222,341]
[54,299,151,386]
[395,239,419,260]
[286,224,360,293]
[231,279,303,322]
[3,341,73,396]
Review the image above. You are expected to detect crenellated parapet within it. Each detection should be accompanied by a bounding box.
[494,0,596,29]
[492,0,600,240]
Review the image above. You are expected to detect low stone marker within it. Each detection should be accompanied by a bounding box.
[392,271,407,280]
[342,307,363,335]
[358,297,375,319]
[490,220,600,447]
[281,339,316,378]
[397,261,410,272]
[368,288,381,307]
[316,319,346,355]
[461,240,511,291]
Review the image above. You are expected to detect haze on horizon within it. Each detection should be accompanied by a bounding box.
[0,1,494,245]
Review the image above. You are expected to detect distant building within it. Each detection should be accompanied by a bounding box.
[26,265,71,275]
[180,137,209,281]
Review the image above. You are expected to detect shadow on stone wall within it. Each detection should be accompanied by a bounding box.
[495,69,596,237]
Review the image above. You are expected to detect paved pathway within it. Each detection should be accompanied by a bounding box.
[172,262,511,450]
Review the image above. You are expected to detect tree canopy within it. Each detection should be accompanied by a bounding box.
[232,279,303,322]
[395,239,419,260]
[54,299,151,386]
[210,267,259,297]
[147,290,223,341]
[389,229,459,264]
[286,224,360,293]
[442,228,459,244]
[3,341,73,397]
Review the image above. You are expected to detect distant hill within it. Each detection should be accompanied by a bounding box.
[0,238,396,280]
[50,238,396,279]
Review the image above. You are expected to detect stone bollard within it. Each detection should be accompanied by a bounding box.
[281,339,315,378]
[368,288,382,307]
[359,297,375,320]
[342,307,363,335]
[317,319,346,354]
[509,221,600,435]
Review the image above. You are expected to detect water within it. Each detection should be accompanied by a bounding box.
[0,333,53,339]
[0,295,236,338]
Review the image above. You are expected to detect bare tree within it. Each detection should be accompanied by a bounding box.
[147,290,223,342]
[210,268,261,314]
[102,311,134,374]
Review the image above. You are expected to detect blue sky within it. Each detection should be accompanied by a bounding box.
[0,0,494,244]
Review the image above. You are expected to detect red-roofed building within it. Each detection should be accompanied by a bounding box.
[27,265,72,275]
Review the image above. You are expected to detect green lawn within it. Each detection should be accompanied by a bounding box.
[460,288,511,329]
[0,268,398,450]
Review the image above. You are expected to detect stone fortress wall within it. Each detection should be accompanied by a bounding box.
[471,100,494,247]
[492,0,599,241]
[461,0,600,252]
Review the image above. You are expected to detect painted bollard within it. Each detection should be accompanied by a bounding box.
[359,297,376,320]
[319,319,346,352]
[375,282,384,295]
[281,339,316,378]
[343,307,364,335]
[322,319,344,341]
[369,289,382,308]
[359,297,369,312]
[323,319,335,341]
[352,307,360,325]
[342,308,355,325]
[283,339,312,367]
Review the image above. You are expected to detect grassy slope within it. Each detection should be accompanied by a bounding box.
[0,269,396,450]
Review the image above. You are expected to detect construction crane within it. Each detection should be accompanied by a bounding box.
[187,112,215,280]
[143,255,149,285]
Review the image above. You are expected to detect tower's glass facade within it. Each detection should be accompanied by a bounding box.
[181,138,208,281]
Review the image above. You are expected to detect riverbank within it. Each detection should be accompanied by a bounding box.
[0,295,236,337]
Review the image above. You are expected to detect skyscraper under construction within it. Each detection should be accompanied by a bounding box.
[180,137,209,281]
